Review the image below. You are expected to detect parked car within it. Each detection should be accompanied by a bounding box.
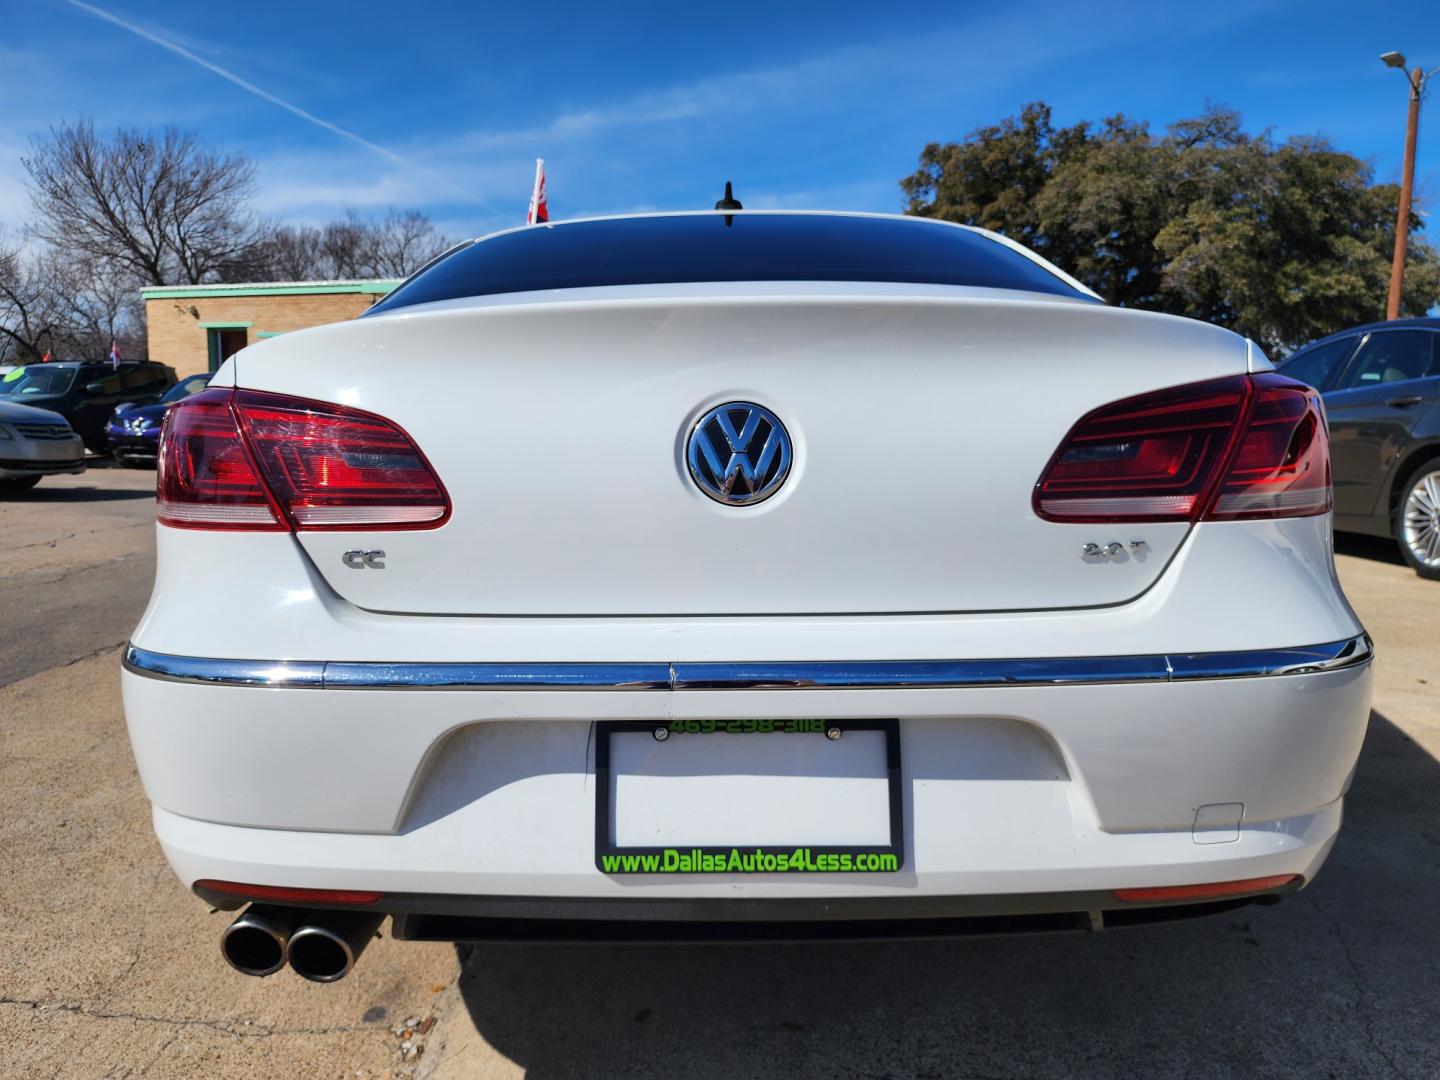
[121,211,1371,983]
[107,373,213,467]
[0,361,176,452]
[0,399,86,492]
[1276,318,1440,578]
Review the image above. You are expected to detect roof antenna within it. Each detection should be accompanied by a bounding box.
[714,181,743,211]
[714,180,742,226]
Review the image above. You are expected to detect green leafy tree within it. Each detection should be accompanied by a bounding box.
[902,103,1440,353]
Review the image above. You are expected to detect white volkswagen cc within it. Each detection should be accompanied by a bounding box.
[122,211,1372,982]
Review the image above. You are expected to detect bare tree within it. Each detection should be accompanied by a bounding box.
[320,212,372,279]
[23,121,268,286]
[367,209,451,277]
[0,240,70,361]
[58,259,146,361]
[259,209,452,281]
[0,234,145,363]
[10,122,450,366]
[262,224,327,280]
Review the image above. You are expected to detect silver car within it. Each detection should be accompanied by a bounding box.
[0,399,86,492]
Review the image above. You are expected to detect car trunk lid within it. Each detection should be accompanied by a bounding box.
[234,286,1247,616]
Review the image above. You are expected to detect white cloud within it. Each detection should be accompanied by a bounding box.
[441,44,892,155]
[248,146,517,236]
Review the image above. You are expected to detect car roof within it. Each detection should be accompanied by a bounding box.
[1298,317,1440,351]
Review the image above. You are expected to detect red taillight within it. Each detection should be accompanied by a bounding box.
[157,389,450,532]
[195,879,383,905]
[234,392,450,529]
[157,389,285,531]
[1034,374,1330,524]
[1209,375,1331,520]
[1113,874,1301,903]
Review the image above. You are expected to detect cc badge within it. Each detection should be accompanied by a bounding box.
[342,549,387,570]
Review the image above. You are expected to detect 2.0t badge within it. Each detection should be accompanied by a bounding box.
[686,402,793,505]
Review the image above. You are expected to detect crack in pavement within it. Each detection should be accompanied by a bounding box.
[5,519,151,557]
[1306,895,1409,1079]
[2,551,146,590]
[131,1029,181,1079]
[101,864,170,1007]
[1,640,131,689]
[0,997,375,1041]
[95,1027,180,1080]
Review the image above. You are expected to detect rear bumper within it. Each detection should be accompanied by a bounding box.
[122,514,1372,913]
[126,651,1371,905]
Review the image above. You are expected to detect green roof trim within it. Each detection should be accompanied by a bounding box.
[140,280,401,300]
[199,321,253,329]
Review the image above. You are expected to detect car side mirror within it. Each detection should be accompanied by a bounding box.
[84,382,109,394]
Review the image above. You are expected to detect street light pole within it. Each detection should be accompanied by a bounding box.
[1381,52,1436,321]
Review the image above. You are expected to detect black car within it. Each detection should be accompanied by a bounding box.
[0,361,176,452]
[106,373,212,466]
[1277,318,1440,578]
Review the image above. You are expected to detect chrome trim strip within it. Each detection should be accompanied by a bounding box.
[670,655,1172,689]
[123,647,668,690]
[123,635,1371,691]
[1166,634,1374,680]
[322,660,672,691]
[122,648,326,688]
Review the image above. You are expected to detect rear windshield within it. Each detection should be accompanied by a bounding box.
[366,213,1090,315]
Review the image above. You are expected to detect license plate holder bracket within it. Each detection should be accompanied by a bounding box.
[594,719,904,874]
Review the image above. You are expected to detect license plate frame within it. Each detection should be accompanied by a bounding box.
[594,719,904,875]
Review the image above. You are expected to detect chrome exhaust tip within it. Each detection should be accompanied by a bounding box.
[286,911,386,983]
[220,905,311,977]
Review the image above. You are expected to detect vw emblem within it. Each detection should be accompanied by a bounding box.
[686,402,793,505]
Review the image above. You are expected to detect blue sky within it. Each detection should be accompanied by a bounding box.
[2,0,1438,243]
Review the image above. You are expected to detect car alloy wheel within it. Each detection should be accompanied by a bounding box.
[1399,466,1440,580]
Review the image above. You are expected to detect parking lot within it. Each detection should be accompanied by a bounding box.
[1,466,1436,1080]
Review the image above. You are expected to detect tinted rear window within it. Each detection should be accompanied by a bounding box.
[366,214,1090,314]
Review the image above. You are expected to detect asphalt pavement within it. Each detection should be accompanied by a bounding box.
[1,466,1436,1080]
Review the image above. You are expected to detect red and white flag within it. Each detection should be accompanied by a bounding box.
[526,158,548,224]
[110,340,123,369]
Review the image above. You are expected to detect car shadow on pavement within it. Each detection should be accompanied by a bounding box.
[447,710,1437,1079]
[3,484,154,503]
[1335,530,1406,567]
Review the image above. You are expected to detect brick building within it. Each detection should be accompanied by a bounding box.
[140,280,399,373]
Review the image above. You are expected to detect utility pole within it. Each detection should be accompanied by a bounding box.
[1381,52,1434,320]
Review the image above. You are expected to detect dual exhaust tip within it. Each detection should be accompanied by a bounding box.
[221,905,385,982]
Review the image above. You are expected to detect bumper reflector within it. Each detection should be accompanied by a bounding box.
[1113,874,1301,903]
[195,879,383,905]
